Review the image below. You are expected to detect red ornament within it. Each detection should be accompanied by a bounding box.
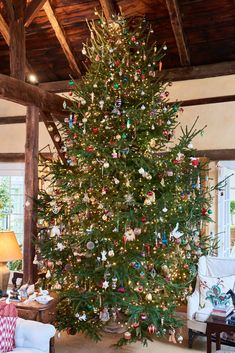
[131,36,136,42]
[141,216,147,223]
[173,159,181,165]
[201,207,207,216]
[191,158,199,167]
[69,91,73,96]
[117,286,125,293]
[92,127,99,135]
[141,74,145,80]
[131,322,140,329]
[148,324,157,334]
[147,191,153,196]
[115,60,121,67]
[85,146,94,152]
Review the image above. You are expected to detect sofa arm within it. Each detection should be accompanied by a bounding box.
[15,318,56,353]
[187,289,200,320]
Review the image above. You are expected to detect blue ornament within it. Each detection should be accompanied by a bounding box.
[122,75,129,83]
[162,233,168,246]
[134,261,141,269]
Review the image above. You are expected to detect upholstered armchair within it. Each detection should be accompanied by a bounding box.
[187,256,235,348]
[14,317,56,353]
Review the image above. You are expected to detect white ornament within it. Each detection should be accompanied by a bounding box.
[75,312,87,321]
[188,143,193,149]
[124,228,135,241]
[108,249,114,257]
[103,162,110,168]
[82,47,87,55]
[102,280,109,289]
[101,250,107,261]
[99,100,104,109]
[140,104,146,110]
[51,225,61,237]
[162,207,168,213]
[113,177,120,184]
[138,167,145,175]
[57,243,65,251]
[170,223,183,239]
[45,270,51,279]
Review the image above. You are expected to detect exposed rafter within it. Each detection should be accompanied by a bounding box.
[2,0,14,22]
[98,0,116,22]
[43,0,81,76]
[0,13,10,44]
[160,60,235,81]
[9,0,26,80]
[0,13,34,74]
[24,0,47,27]
[165,0,190,66]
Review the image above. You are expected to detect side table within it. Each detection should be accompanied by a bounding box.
[206,314,235,353]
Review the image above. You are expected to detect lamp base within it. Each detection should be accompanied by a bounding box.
[0,262,10,297]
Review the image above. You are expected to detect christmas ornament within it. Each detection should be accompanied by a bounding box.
[124,228,135,241]
[102,280,109,289]
[170,223,183,239]
[86,241,95,250]
[145,293,152,301]
[57,243,65,251]
[148,324,156,334]
[140,313,147,320]
[124,331,131,340]
[50,225,61,237]
[75,312,87,321]
[99,308,110,322]
[108,249,114,257]
[177,335,183,344]
[133,228,141,235]
[144,191,155,205]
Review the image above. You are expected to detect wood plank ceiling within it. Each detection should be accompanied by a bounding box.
[0,0,235,86]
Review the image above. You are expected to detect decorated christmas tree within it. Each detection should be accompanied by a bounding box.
[37,14,216,346]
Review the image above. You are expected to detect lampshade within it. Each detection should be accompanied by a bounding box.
[0,231,22,262]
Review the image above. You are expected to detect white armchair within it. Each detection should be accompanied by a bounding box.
[187,256,235,348]
[14,317,56,353]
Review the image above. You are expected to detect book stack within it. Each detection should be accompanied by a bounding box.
[211,304,234,319]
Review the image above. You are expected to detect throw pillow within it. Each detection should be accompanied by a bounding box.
[0,303,18,353]
[199,274,235,308]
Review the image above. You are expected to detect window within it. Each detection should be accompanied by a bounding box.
[217,161,235,257]
[0,163,24,245]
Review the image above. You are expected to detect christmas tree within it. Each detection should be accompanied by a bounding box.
[37,14,216,346]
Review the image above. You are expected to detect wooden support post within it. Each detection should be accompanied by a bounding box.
[9,1,26,80]
[24,105,39,284]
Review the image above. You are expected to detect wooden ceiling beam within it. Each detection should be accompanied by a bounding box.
[39,79,81,92]
[0,12,34,75]
[9,0,26,80]
[0,13,10,44]
[160,60,235,81]
[165,0,190,66]
[2,0,14,22]
[0,73,70,114]
[43,0,81,76]
[98,0,116,22]
[24,0,47,27]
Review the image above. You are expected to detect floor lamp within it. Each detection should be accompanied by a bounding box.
[0,231,22,297]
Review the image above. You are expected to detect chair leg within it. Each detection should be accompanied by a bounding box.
[188,329,194,348]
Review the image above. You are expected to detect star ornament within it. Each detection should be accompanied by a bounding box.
[102,280,109,290]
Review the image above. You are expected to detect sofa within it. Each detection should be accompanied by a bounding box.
[14,317,56,353]
[187,256,235,348]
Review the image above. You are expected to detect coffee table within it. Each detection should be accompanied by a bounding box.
[206,314,235,353]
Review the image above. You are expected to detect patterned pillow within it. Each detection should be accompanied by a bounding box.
[0,303,18,353]
[199,274,235,308]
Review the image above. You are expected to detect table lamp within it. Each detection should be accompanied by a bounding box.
[0,231,22,296]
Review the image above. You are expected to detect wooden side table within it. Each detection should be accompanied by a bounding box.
[206,314,235,353]
[3,295,58,353]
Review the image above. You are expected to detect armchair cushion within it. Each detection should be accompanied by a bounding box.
[199,274,235,308]
[195,305,212,322]
[15,318,55,353]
